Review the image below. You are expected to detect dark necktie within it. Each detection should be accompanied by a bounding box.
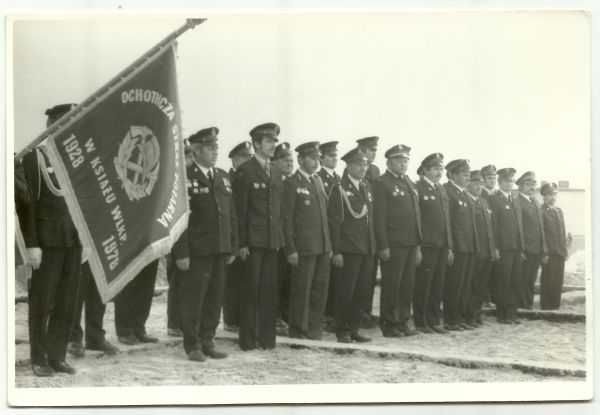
[207,169,213,185]
[264,160,271,178]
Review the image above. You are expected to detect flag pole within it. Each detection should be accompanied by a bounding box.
[14,18,206,161]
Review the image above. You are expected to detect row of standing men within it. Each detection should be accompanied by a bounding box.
[15,104,571,374]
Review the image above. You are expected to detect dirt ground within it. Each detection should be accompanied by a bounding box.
[14,284,586,387]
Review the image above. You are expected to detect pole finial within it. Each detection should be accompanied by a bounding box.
[186,18,207,29]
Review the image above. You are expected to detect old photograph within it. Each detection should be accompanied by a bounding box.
[6,11,592,406]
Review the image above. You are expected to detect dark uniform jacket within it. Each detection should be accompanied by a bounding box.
[541,203,568,258]
[415,178,452,249]
[21,149,80,248]
[470,195,496,258]
[328,173,376,256]
[517,193,548,255]
[317,167,341,200]
[373,170,421,250]
[488,190,524,251]
[233,156,284,250]
[283,170,331,256]
[444,182,479,254]
[173,163,238,259]
[481,187,495,203]
[364,163,380,185]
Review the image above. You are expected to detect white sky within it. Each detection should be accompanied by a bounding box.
[10,12,590,187]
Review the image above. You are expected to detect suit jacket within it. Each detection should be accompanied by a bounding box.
[364,163,380,185]
[373,170,421,250]
[489,190,524,251]
[233,156,284,250]
[173,164,238,259]
[327,173,376,255]
[21,149,80,248]
[481,187,495,203]
[517,193,548,255]
[415,178,452,249]
[317,167,341,200]
[471,195,496,258]
[283,170,331,256]
[444,182,479,254]
[541,203,568,258]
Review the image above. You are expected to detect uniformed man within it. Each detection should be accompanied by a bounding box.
[413,153,453,334]
[172,127,237,361]
[443,159,479,331]
[539,183,572,310]
[356,136,381,328]
[373,145,421,337]
[465,170,499,325]
[272,142,294,332]
[283,142,331,339]
[480,164,498,306]
[516,171,548,310]
[488,168,524,324]
[222,141,253,333]
[480,165,498,202]
[21,103,81,376]
[68,262,119,357]
[318,141,341,329]
[233,122,284,350]
[328,148,376,343]
[166,142,193,337]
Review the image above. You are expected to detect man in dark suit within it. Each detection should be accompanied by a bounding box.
[318,141,341,329]
[356,136,381,328]
[21,103,81,376]
[539,183,571,309]
[283,142,331,340]
[413,153,453,334]
[222,141,253,333]
[443,159,479,331]
[328,148,375,343]
[166,142,195,338]
[272,142,294,334]
[172,127,237,361]
[516,171,548,310]
[233,122,284,350]
[465,170,499,325]
[488,168,524,324]
[373,145,421,337]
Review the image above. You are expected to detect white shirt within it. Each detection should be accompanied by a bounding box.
[320,166,336,177]
[386,168,399,178]
[347,175,362,191]
[498,189,512,199]
[195,162,213,179]
[254,153,269,170]
[423,176,437,188]
[466,192,478,202]
[449,179,464,192]
[297,168,313,181]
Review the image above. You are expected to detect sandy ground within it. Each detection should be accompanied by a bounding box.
[14,283,586,387]
[15,338,583,388]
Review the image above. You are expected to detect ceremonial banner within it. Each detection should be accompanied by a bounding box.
[43,44,189,302]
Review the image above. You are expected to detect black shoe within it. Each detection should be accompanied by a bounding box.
[118,334,140,345]
[224,324,239,333]
[336,335,352,343]
[399,326,419,336]
[49,360,76,375]
[475,318,484,326]
[32,364,54,377]
[511,318,522,325]
[444,324,463,331]
[459,322,475,331]
[188,349,206,362]
[360,314,378,329]
[497,318,512,324]
[168,328,183,337]
[416,326,434,334]
[202,346,228,359]
[431,325,449,334]
[67,341,85,358]
[135,332,159,343]
[382,328,403,338]
[87,339,119,355]
[351,331,372,343]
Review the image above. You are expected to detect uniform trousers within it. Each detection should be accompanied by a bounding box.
[443,252,475,326]
[540,255,565,310]
[379,246,417,333]
[70,261,106,347]
[335,253,373,337]
[495,250,523,320]
[413,247,448,328]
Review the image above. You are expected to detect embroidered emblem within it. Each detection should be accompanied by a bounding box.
[431,195,436,200]
[304,200,311,206]
[424,195,429,201]
[505,205,510,210]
